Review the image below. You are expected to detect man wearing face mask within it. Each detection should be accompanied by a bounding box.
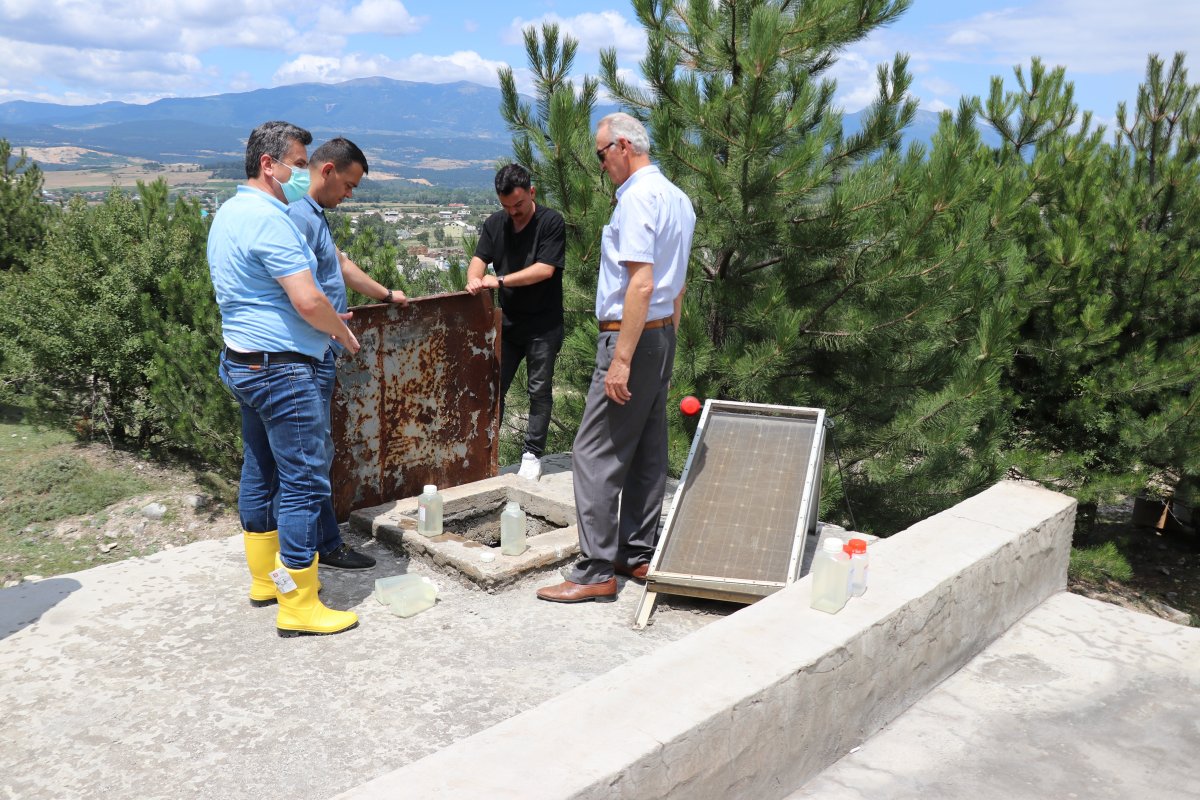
[286,136,406,571]
[208,120,362,637]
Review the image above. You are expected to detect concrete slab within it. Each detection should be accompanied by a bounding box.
[788,591,1200,799]
[0,463,729,800]
[334,480,1076,799]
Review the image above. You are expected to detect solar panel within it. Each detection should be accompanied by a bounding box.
[634,401,826,628]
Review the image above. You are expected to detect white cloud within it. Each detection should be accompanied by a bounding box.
[921,76,960,98]
[934,0,1200,74]
[505,10,646,56]
[0,0,302,52]
[946,30,988,47]
[319,0,426,37]
[273,50,510,87]
[0,36,211,101]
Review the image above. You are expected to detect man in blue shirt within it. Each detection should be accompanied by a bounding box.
[288,137,406,572]
[537,113,695,604]
[209,120,361,637]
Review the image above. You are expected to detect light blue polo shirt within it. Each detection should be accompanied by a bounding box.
[595,164,696,322]
[207,185,330,359]
[288,195,347,314]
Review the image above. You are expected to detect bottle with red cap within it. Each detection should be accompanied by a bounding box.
[844,538,868,596]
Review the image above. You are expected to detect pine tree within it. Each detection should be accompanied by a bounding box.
[584,0,1024,530]
[991,54,1200,502]
[0,139,52,273]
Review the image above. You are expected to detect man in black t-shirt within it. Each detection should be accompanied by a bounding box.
[466,164,566,481]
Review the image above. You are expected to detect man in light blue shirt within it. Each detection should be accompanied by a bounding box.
[209,120,361,637]
[537,112,696,604]
[288,136,406,571]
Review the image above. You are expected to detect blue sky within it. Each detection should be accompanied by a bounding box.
[2,0,1197,126]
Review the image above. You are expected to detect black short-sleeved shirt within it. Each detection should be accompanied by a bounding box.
[473,204,566,333]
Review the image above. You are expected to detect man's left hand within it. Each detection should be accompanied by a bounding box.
[605,357,632,404]
[386,289,409,306]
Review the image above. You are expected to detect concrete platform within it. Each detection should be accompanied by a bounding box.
[4,475,1192,800]
[789,591,1200,799]
[0,461,727,800]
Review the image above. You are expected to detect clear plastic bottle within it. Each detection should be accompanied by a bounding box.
[374,574,437,617]
[847,538,868,596]
[417,484,443,537]
[500,500,527,556]
[810,537,851,614]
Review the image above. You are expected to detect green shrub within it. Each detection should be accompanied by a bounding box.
[1069,542,1134,583]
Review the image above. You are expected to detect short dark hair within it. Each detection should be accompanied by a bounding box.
[245,121,312,179]
[494,163,532,195]
[311,137,369,175]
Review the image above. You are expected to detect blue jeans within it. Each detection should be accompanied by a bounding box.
[314,348,345,556]
[500,323,563,457]
[219,352,329,569]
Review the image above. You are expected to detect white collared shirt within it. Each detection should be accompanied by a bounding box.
[595,164,696,322]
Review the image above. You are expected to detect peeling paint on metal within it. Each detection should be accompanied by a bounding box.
[329,292,502,520]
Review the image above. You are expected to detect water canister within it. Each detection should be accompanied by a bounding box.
[500,501,528,556]
[374,574,437,618]
[417,484,443,537]
[810,536,851,614]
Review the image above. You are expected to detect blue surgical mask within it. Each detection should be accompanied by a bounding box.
[272,158,310,203]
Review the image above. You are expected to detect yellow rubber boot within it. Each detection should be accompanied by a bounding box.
[244,531,280,607]
[274,553,358,638]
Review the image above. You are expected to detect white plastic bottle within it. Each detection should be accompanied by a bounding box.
[417,484,443,537]
[810,537,851,614]
[847,538,868,596]
[500,500,527,556]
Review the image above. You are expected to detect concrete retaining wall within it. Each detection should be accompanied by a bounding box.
[336,480,1075,800]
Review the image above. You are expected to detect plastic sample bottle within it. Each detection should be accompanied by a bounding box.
[374,574,437,618]
[847,538,869,596]
[417,484,443,537]
[810,537,851,614]
[500,501,528,556]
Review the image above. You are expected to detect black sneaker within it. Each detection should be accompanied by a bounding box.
[320,544,377,570]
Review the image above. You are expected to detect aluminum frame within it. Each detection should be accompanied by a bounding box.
[634,400,827,628]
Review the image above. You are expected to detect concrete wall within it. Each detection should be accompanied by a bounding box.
[336,480,1075,800]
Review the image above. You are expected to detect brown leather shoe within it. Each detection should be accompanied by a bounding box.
[614,562,649,581]
[536,578,618,603]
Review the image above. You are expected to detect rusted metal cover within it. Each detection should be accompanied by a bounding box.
[330,291,501,521]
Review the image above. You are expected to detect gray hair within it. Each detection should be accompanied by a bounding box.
[598,112,649,155]
[244,120,312,179]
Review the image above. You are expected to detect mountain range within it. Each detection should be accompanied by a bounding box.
[0,78,991,188]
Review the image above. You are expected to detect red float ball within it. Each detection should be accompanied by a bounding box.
[680,395,702,416]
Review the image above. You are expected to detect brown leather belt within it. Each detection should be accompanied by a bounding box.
[598,317,672,332]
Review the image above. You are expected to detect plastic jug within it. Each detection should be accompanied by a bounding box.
[417,484,443,537]
[375,574,437,618]
[500,501,527,556]
[810,537,851,614]
[847,538,868,596]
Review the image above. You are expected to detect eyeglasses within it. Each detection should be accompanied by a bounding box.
[596,141,617,163]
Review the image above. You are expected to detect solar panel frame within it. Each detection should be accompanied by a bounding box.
[640,400,826,612]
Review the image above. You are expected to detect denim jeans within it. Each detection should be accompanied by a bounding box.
[219,352,329,569]
[314,348,345,557]
[500,323,563,458]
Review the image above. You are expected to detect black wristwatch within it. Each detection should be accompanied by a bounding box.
[497,275,505,289]
[384,289,393,303]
